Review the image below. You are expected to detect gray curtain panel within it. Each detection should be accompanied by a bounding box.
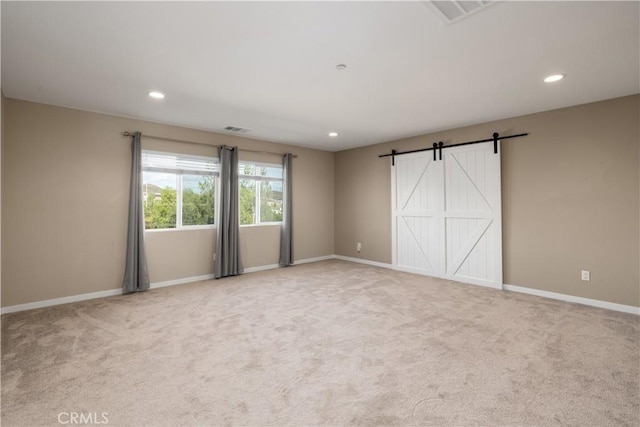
[123,132,150,293]
[279,153,293,266]
[215,145,243,278]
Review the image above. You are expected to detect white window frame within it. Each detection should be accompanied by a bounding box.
[142,150,219,231]
[238,161,283,226]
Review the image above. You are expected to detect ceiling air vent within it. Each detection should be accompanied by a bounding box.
[424,0,494,24]
[224,126,250,133]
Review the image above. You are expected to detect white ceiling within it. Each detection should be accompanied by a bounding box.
[2,1,639,151]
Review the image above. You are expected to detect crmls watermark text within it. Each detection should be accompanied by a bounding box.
[57,412,109,425]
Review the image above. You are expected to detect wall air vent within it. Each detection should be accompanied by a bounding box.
[424,0,494,24]
[224,126,250,133]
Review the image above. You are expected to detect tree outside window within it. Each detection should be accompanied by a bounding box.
[239,162,283,225]
[142,152,217,230]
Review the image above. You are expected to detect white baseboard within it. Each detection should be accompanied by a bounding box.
[0,288,123,315]
[0,274,219,314]
[0,256,336,314]
[503,284,640,315]
[333,255,393,269]
[244,263,280,273]
[335,255,639,315]
[150,274,216,289]
[4,256,637,316]
[243,255,336,273]
[294,255,335,265]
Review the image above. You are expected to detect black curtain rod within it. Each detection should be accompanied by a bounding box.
[123,131,297,158]
[379,132,528,164]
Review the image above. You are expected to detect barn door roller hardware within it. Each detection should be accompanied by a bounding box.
[380,132,529,164]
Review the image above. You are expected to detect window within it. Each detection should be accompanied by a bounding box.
[238,162,283,225]
[142,151,217,230]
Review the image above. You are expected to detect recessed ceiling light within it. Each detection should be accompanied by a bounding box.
[148,91,165,99]
[328,132,338,137]
[544,74,565,83]
[336,64,347,71]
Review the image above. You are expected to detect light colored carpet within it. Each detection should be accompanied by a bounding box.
[1,260,638,426]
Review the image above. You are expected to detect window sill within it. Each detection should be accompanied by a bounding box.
[240,223,282,228]
[145,225,216,233]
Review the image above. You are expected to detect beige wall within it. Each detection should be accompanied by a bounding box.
[2,99,334,306]
[335,95,640,307]
[1,8,3,309]
[2,95,638,309]
[0,93,3,308]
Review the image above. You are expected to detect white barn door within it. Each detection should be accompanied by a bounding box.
[441,142,502,288]
[392,141,502,289]
[393,153,442,276]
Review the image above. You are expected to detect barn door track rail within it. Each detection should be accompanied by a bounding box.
[379,132,528,166]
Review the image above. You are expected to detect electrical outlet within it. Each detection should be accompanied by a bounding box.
[357,242,362,252]
[581,270,590,282]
